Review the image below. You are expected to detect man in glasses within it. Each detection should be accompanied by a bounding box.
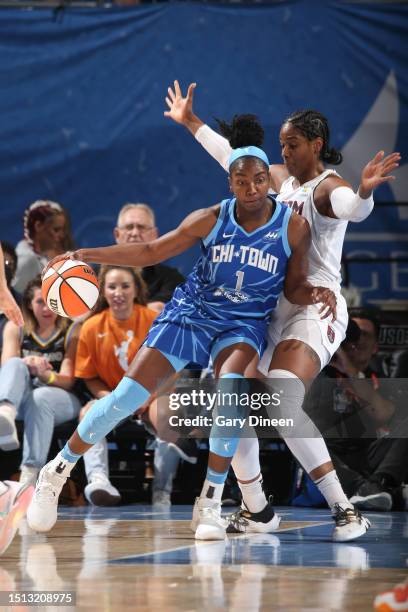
[114,203,184,313]
[115,203,196,507]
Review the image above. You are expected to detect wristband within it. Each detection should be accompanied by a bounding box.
[47,371,56,385]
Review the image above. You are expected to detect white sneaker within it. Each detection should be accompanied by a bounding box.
[0,403,19,451]
[27,462,68,532]
[19,466,39,488]
[191,497,226,541]
[152,490,171,508]
[226,501,281,534]
[332,503,371,542]
[84,473,121,507]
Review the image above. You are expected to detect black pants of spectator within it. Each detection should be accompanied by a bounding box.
[327,437,408,497]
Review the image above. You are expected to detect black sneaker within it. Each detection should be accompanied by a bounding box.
[226,499,281,534]
[350,480,393,511]
[168,438,198,464]
[332,503,371,542]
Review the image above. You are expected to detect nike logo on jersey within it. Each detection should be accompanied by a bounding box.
[97,333,108,338]
[223,232,235,238]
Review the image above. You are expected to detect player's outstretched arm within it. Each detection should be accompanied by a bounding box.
[358,150,400,197]
[44,207,220,271]
[284,214,337,320]
[164,80,203,135]
[164,79,232,171]
[317,150,401,222]
[164,80,288,190]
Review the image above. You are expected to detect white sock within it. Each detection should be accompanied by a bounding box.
[200,479,224,504]
[0,481,7,495]
[49,452,76,477]
[315,470,353,512]
[238,474,267,513]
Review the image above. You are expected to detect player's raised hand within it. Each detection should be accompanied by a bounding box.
[312,286,337,321]
[0,287,24,327]
[359,150,401,197]
[164,80,197,126]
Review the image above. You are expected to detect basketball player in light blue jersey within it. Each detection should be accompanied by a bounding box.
[27,143,336,539]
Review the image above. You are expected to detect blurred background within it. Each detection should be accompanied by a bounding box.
[0,0,407,306]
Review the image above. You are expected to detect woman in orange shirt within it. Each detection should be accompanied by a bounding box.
[75,265,157,505]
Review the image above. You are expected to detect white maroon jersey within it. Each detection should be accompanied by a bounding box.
[276,169,348,289]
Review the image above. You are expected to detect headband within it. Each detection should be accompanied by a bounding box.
[228,146,270,170]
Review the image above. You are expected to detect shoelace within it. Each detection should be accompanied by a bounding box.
[332,503,360,526]
[36,482,57,505]
[227,509,249,530]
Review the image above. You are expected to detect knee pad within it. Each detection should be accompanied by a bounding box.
[267,369,329,471]
[266,369,315,436]
[111,376,150,416]
[78,377,150,445]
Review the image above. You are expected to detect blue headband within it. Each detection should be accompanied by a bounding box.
[228,146,270,170]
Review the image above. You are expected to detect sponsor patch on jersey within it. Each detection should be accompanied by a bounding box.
[263,230,280,242]
[213,287,250,303]
[327,325,335,344]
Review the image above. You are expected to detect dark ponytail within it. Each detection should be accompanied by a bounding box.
[215,114,264,149]
[285,110,343,165]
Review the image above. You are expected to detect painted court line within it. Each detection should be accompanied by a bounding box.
[105,519,333,564]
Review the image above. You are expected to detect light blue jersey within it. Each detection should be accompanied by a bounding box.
[145,196,292,367]
[186,196,292,320]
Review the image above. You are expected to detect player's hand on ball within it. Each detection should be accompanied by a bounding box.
[311,287,337,321]
[42,250,83,279]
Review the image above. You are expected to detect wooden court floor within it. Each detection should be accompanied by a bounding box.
[1,505,407,611]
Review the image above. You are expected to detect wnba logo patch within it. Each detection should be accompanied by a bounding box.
[327,325,335,344]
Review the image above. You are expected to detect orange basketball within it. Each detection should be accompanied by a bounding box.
[42,260,100,318]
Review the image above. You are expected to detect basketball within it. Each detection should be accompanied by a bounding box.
[42,259,99,318]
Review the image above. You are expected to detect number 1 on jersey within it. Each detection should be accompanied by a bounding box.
[235,270,244,291]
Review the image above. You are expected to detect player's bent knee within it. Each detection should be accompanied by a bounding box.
[111,376,151,417]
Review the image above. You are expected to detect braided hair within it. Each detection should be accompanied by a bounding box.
[215,114,264,149]
[23,200,63,247]
[284,110,342,165]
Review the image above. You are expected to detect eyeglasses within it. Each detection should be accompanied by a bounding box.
[118,223,154,234]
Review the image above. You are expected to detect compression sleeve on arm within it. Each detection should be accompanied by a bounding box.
[330,186,374,222]
[195,124,232,172]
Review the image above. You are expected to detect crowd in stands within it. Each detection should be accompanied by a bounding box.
[0,200,407,511]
